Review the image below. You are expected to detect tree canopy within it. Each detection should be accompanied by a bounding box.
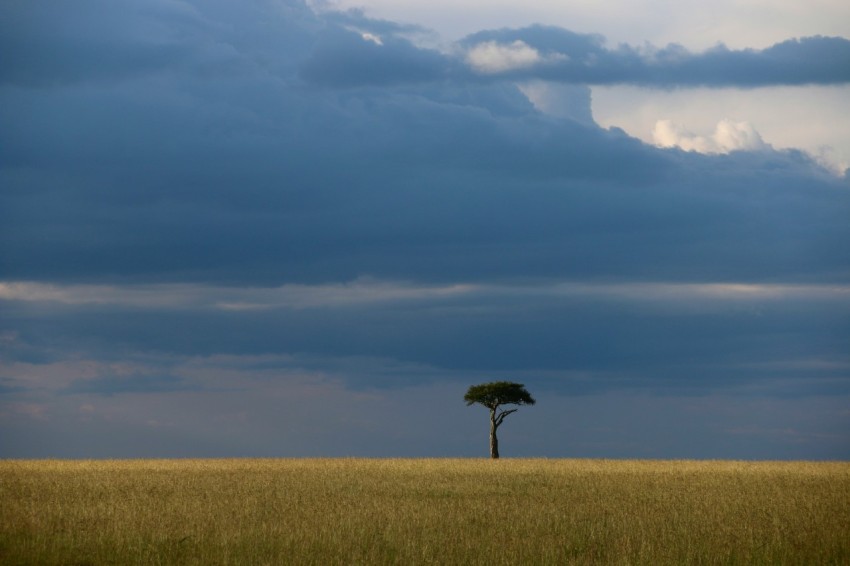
[464,381,536,410]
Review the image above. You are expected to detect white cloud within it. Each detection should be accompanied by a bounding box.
[466,40,540,73]
[712,119,769,152]
[360,32,383,45]
[592,85,850,174]
[652,118,769,154]
[466,40,564,73]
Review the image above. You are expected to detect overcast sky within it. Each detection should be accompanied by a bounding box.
[1,0,848,459]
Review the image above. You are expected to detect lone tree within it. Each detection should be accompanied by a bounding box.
[464,381,535,459]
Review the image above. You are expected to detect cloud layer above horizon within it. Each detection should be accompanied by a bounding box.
[1,0,848,459]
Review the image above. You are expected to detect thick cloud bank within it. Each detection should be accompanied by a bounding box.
[1,0,848,459]
[459,28,850,86]
[302,22,850,88]
[653,119,770,154]
[2,1,847,285]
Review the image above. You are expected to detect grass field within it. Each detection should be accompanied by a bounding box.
[1,459,848,565]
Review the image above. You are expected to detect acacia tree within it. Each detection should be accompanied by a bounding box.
[464,381,536,459]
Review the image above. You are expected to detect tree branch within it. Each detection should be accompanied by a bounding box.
[495,408,518,427]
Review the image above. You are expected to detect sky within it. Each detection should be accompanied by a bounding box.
[1,0,848,460]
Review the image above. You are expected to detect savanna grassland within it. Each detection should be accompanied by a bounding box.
[1,459,848,565]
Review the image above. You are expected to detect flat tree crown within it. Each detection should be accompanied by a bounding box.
[464,381,536,409]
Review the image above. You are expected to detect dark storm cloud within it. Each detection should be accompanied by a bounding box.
[2,121,846,286]
[1,0,847,287]
[296,18,850,88]
[299,26,452,87]
[2,2,848,282]
[459,26,850,86]
[0,0,318,86]
[1,0,207,86]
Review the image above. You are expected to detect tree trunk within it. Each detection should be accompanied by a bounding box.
[489,408,499,459]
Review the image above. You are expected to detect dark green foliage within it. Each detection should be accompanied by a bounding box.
[464,381,536,409]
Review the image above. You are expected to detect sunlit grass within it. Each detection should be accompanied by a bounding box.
[2,459,848,564]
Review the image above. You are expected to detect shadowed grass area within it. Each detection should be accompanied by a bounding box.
[1,459,848,564]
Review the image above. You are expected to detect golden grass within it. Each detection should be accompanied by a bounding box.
[1,459,848,565]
